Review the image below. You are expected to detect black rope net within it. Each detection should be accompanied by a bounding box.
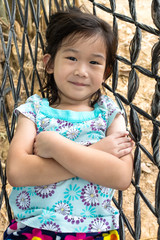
[0,0,159,239]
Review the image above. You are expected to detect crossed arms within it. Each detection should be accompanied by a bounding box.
[7,113,134,190]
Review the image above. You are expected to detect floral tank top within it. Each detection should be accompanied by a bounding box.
[9,94,121,233]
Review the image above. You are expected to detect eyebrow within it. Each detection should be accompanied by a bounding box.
[92,53,106,60]
[62,48,106,60]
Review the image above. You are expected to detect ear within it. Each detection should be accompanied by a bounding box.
[43,54,54,74]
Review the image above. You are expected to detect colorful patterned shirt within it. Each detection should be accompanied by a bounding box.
[9,94,121,233]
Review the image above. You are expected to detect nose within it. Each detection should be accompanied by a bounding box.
[74,63,88,78]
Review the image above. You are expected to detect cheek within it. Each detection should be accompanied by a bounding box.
[53,67,64,83]
[93,79,103,90]
[94,72,105,84]
[95,66,105,78]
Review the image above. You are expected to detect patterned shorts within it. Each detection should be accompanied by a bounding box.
[4,220,119,240]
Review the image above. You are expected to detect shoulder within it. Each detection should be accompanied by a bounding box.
[95,95,120,113]
[17,94,48,111]
[95,95,123,128]
[25,94,43,105]
[14,94,49,123]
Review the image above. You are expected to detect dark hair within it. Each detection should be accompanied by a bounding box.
[41,6,118,106]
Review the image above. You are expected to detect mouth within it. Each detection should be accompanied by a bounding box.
[69,81,88,87]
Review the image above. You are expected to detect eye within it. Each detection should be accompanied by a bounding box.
[90,61,100,65]
[67,57,77,61]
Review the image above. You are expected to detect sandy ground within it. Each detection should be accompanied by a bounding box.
[0,0,159,239]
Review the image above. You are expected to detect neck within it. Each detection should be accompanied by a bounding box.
[52,98,93,112]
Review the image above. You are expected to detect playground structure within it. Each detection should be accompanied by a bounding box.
[0,0,160,239]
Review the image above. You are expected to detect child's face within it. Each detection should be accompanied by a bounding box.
[50,34,106,107]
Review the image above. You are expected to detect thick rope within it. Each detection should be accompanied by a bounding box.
[0,0,159,239]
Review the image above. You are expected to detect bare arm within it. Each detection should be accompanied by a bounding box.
[34,114,134,190]
[90,114,134,158]
[6,114,74,187]
[7,113,133,189]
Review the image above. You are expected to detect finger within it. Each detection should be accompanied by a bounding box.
[33,141,37,155]
[113,131,129,138]
[117,136,133,145]
[113,135,132,146]
[117,147,133,158]
[119,140,135,149]
[33,145,36,155]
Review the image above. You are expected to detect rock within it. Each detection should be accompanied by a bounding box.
[141,162,152,174]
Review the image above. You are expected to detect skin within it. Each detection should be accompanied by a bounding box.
[33,114,133,189]
[6,34,134,190]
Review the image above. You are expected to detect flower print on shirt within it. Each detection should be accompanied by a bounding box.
[88,218,111,232]
[112,215,119,229]
[38,208,56,224]
[56,120,73,131]
[102,199,119,215]
[87,131,103,141]
[106,102,116,116]
[16,191,30,210]
[10,94,121,232]
[53,200,73,215]
[66,127,81,140]
[77,141,92,146]
[104,102,118,121]
[97,96,105,106]
[34,100,41,112]
[39,118,50,130]
[19,111,36,123]
[64,215,86,224]
[13,187,24,191]
[24,207,39,216]
[74,226,88,232]
[97,186,110,198]
[64,184,81,201]
[81,205,96,218]
[16,213,26,220]
[71,177,79,180]
[40,221,61,232]
[56,120,81,140]
[80,183,99,206]
[90,116,106,131]
[34,184,56,198]
[97,95,118,121]
[102,199,111,210]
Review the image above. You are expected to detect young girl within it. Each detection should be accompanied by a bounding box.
[4,6,134,240]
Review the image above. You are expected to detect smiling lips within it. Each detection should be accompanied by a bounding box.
[69,81,89,87]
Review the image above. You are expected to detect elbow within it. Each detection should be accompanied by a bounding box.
[7,168,17,187]
[118,156,133,191]
[6,152,31,187]
[118,179,132,191]
[117,173,132,191]
[7,164,23,187]
[7,177,18,188]
[7,175,24,188]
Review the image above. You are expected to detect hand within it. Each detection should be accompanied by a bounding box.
[90,131,134,158]
[34,131,57,158]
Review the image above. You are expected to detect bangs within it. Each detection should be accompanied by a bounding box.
[60,31,105,49]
